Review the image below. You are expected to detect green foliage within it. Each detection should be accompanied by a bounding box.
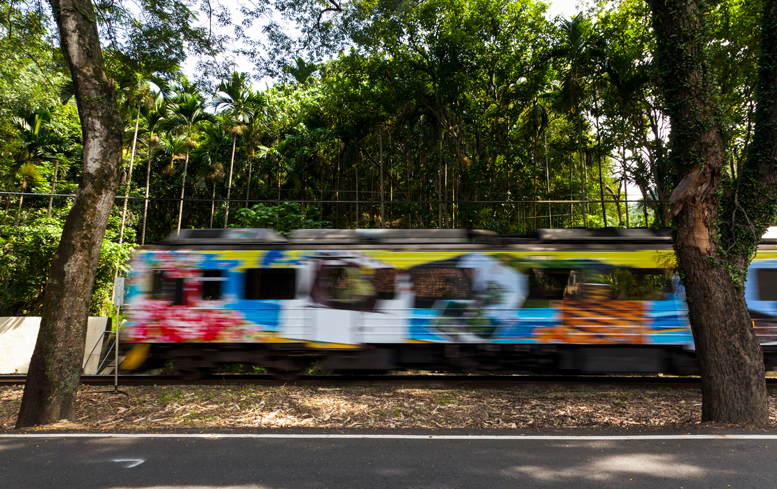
[0,0,770,256]
[0,212,134,316]
[229,203,330,236]
[0,217,61,315]
[0,2,66,114]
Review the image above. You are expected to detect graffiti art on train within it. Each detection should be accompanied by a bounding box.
[124,248,701,347]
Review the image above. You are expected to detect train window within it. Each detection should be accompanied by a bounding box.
[526,269,571,300]
[409,267,472,308]
[373,268,397,300]
[757,269,777,301]
[151,270,165,298]
[150,270,182,304]
[605,268,670,301]
[245,268,296,300]
[564,270,612,300]
[318,267,375,302]
[201,270,224,301]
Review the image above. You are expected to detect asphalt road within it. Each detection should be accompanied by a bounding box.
[1,431,776,488]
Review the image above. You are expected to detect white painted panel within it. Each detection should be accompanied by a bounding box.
[361,273,414,344]
[313,308,354,344]
[0,317,109,374]
[278,300,309,341]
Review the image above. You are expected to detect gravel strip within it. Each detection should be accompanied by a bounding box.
[2,384,777,430]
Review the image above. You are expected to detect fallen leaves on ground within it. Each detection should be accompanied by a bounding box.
[2,384,776,430]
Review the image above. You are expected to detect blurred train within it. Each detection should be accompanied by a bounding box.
[120,227,777,376]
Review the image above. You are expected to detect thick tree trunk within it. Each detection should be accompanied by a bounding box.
[679,250,767,422]
[649,0,769,423]
[16,0,123,427]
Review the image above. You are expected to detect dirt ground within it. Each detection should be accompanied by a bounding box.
[2,384,777,431]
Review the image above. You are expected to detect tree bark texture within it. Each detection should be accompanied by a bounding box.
[16,0,123,427]
[649,0,772,423]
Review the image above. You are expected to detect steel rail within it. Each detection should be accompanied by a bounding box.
[2,374,775,389]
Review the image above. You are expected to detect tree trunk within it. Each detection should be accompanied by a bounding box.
[355,160,359,227]
[15,176,25,224]
[16,0,123,427]
[2,193,10,224]
[113,104,141,284]
[577,111,587,227]
[379,129,384,228]
[245,156,252,208]
[48,159,60,217]
[545,128,551,228]
[595,110,606,226]
[678,249,767,422]
[210,180,216,228]
[649,0,771,423]
[141,137,152,245]
[119,103,141,246]
[225,134,236,227]
[176,148,190,233]
[622,145,629,228]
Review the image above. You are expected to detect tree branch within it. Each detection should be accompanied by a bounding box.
[316,0,342,30]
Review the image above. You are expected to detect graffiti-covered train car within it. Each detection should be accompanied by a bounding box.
[120,227,777,376]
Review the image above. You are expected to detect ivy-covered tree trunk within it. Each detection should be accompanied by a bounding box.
[15,0,123,427]
[648,0,777,423]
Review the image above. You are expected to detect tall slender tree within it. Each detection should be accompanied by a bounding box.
[166,90,211,232]
[10,109,61,221]
[140,93,166,246]
[194,122,230,227]
[214,72,257,226]
[556,13,597,226]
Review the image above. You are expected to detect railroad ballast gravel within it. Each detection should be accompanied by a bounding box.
[2,384,777,430]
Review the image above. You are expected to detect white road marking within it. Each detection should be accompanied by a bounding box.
[111,458,145,468]
[1,434,777,440]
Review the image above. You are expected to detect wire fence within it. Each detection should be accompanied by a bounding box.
[0,188,661,233]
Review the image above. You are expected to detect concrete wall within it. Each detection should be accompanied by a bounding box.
[0,317,110,375]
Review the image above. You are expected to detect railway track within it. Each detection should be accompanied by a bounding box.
[3,373,775,389]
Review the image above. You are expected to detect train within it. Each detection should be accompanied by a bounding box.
[120,227,777,377]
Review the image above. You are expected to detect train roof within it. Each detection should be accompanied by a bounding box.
[156,226,777,248]
[160,227,680,247]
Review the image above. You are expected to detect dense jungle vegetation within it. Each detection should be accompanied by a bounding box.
[0,0,759,315]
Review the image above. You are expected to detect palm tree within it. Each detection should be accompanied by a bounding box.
[166,89,212,232]
[556,13,596,226]
[9,110,60,222]
[159,133,188,170]
[194,123,230,227]
[519,102,550,229]
[116,75,154,245]
[242,99,268,207]
[12,163,42,224]
[214,72,258,226]
[140,93,166,245]
[603,52,663,226]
